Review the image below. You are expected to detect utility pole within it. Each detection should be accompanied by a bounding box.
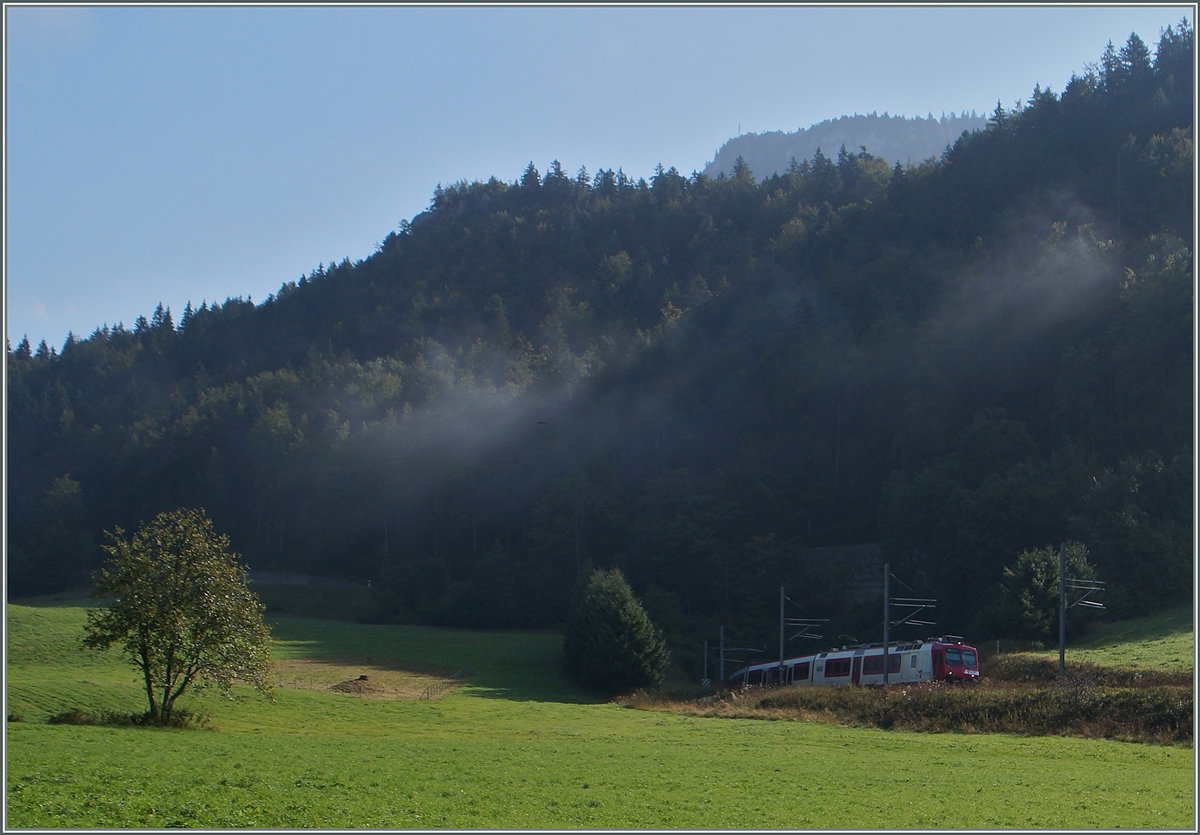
[1059,541,1107,687]
[779,586,786,671]
[1059,543,1066,686]
[719,626,725,685]
[883,563,890,684]
[887,566,936,683]
[780,592,829,665]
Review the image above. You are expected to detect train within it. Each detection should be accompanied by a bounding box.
[729,636,980,687]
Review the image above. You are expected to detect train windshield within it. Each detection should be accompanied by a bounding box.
[944,648,978,669]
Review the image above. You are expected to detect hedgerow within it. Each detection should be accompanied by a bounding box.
[626,680,1192,745]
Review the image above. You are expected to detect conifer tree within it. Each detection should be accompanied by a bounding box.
[563,568,668,694]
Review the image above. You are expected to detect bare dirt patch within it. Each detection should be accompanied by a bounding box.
[272,656,464,700]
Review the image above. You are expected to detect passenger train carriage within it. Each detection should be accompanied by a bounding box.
[729,637,980,687]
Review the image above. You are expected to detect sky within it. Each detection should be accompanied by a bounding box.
[5,4,1192,350]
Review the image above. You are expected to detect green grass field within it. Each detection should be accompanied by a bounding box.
[1023,605,1195,673]
[6,599,1196,829]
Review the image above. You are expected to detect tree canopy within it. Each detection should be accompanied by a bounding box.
[82,508,273,724]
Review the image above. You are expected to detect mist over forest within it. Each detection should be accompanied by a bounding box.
[7,26,1193,675]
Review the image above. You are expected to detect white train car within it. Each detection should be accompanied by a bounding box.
[730,637,980,687]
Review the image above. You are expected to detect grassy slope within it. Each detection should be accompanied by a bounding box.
[1024,605,1195,673]
[6,602,1196,829]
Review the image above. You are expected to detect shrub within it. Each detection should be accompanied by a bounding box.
[735,681,1192,744]
[46,707,210,729]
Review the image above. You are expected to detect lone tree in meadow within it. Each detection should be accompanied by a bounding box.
[83,508,273,724]
[563,568,669,694]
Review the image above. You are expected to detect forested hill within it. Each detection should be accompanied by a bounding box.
[704,111,987,179]
[7,27,1193,668]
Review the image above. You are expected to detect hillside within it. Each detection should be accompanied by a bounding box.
[1025,605,1194,674]
[6,26,1193,676]
[704,111,987,179]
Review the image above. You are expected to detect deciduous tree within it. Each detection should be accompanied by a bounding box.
[83,508,273,724]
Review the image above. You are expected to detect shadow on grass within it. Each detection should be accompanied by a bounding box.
[266,617,605,705]
[8,587,99,608]
[459,685,609,705]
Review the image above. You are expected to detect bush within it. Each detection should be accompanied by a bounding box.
[698,681,1194,744]
[563,568,669,694]
[46,707,210,729]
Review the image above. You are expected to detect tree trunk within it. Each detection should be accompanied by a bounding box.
[140,651,159,722]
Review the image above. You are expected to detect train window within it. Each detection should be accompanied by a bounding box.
[861,654,902,675]
[909,654,917,668]
[825,658,850,677]
[796,662,809,679]
[946,648,976,667]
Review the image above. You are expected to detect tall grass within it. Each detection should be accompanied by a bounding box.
[632,680,1192,745]
[985,652,1191,687]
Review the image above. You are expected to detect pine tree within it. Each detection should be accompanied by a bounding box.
[730,155,755,184]
[520,161,541,189]
[563,568,668,694]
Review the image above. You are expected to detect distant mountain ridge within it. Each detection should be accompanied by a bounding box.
[705,111,987,178]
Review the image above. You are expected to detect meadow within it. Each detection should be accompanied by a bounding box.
[1023,604,1195,673]
[5,595,1196,829]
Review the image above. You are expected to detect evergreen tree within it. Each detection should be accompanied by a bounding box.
[520,161,541,189]
[730,155,755,184]
[563,568,668,694]
[998,541,1098,644]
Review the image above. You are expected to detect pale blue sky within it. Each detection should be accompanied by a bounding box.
[5,4,1191,350]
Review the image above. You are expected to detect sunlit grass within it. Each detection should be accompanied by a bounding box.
[1025,605,1194,673]
[6,602,1195,829]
